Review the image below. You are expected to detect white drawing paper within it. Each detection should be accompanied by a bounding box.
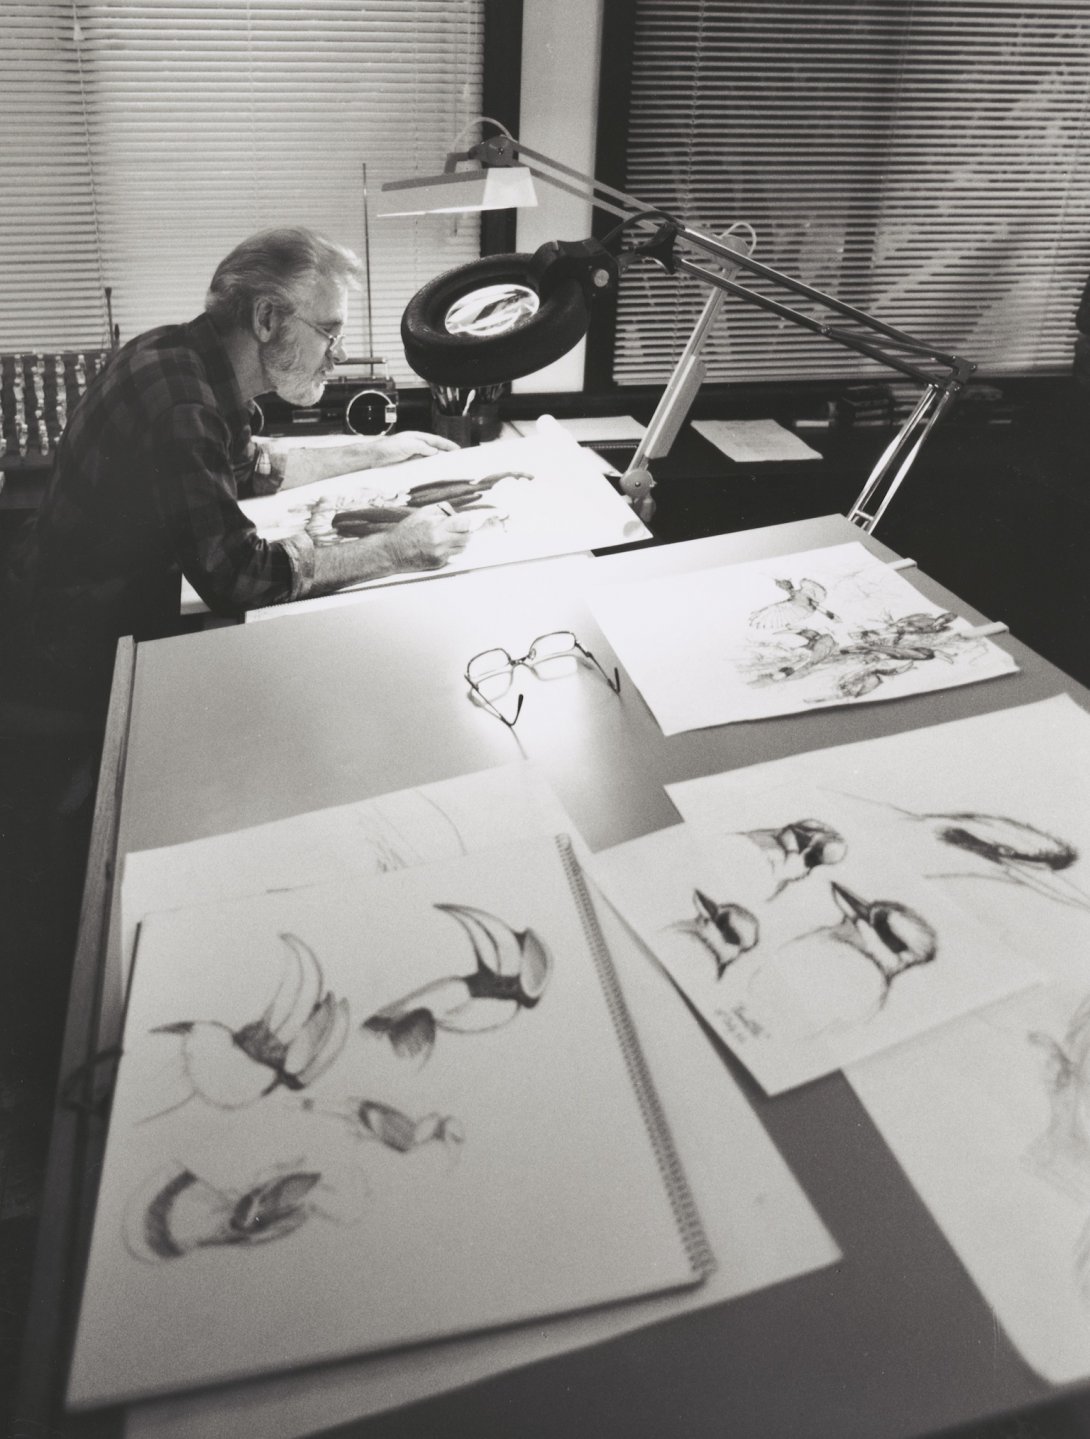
[590,801,1040,1094]
[117,762,839,1439]
[121,889,840,1439]
[69,836,708,1409]
[586,540,1017,734]
[669,693,1090,1382]
[180,429,648,611]
[120,763,580,987]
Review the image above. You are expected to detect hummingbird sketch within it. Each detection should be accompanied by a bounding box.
[145,933,350,1119]
[362,903,553,1064]
[671,890,759,978]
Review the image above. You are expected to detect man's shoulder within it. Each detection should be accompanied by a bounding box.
[113,319,221,413]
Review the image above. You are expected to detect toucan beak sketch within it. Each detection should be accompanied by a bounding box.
[674,889,759,979]
[362,903,553,1063]
[126,1166,323,1261]
[147,933,350,1115]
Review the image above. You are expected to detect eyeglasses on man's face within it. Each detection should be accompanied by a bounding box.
[292,311,348,361]
[465,630,622,728]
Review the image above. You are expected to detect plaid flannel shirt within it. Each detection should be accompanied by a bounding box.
[11,312,314,686]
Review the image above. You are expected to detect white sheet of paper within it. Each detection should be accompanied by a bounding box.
[589,805,1040,1094]
[118,763,838,1439]
[180,429,648,612]
[587,540,1018,734]
[692,418,821,462]
[668,694,1090,1382]
[72,836,711,1407]
[120,764,581,988]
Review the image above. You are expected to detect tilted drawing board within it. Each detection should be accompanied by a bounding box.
[68,835,711,1409]
[586,540,1017,734]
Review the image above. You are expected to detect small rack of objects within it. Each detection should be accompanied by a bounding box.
[1,350,114,467]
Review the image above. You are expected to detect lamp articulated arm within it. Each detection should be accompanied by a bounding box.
[466,127,976,533]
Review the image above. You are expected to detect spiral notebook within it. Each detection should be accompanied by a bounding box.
[67,835,712,1409]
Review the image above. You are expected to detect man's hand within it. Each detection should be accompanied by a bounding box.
[366,430,460,467]
[384,504,473,570]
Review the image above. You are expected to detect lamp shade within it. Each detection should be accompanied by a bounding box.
[401,250,592,387]
[378,165,538,217]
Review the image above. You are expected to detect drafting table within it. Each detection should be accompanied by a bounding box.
[20,513,1090,1439]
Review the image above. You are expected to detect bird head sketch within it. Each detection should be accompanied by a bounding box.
[745,818,847,895]
[673,890,760,978]
[362,903,553,1063]
[826,882,938,987]
[146,932,350,1117]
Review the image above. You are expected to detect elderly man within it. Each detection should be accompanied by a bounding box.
[2,226,470,714]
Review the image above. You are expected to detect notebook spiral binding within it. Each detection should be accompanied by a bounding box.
[555,832,717,1281]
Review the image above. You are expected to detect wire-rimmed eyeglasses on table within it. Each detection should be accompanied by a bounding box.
[465,630,622,727]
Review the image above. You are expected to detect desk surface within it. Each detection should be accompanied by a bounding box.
[25,515,1090,1439]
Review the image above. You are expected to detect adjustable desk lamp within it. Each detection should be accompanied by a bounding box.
[381,119,975,532]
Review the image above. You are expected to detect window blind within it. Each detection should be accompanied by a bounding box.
[611,0,1090,388]
[0,0,484,383]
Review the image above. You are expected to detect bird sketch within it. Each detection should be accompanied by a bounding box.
[747,881,938,1036]
[669,889,760,978]
[859,801,1090,912]
[745,606,990,701]
[308,1097,466,1157]
[125,1163,329,1262]
[748,576,840,631]
[739,818,847,897]
[1026,995,1090,1302]
[144,933,350,1120]
[362,903,553,1064]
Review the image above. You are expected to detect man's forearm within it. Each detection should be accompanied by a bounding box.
[307,525,443,595]
[261,440,380,491]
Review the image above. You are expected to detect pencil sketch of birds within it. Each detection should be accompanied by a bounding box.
[743,819,847,896]
[890,610,957,639]
[319,1098,466,1156]
[749,577,840,632]
[901,810,1090,912]
[672,890,759,978]
[749,881,937,1035]
[770,628,839,680]
[362,903,553,1063]
[146,933,350,1116]
[126,1165,323,1261]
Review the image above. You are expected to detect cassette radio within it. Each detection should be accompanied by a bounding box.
[256,357,398,437]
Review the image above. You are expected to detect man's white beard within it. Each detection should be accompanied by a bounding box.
[262,333,328,407]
